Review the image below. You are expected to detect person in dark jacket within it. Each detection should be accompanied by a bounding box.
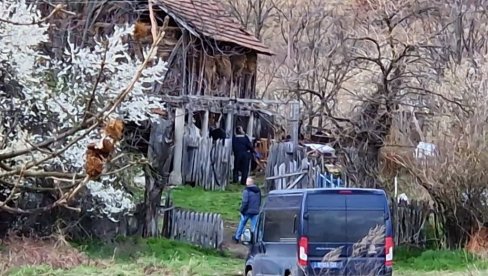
[232,126,253,185]
[233,177,261,243]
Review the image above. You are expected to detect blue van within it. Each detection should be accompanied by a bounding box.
[242,188,394,276]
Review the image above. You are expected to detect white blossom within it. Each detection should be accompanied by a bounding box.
[1,1,167,216]
[87,176,136,222]
[0,0,49,80]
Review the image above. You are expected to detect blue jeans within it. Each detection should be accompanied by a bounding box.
[234,214,259,240]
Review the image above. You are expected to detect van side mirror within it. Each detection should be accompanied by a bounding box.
[241,228,253,245]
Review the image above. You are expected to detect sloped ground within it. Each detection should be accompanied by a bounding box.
[1,236,243,276]
[222,222,249,259]
[171,183,250,259]
[0,235,92,274]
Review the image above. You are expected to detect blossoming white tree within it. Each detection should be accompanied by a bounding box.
[0,0,168,220]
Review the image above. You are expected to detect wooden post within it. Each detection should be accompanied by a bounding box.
[201,110,209,138]
[246,112,254,141]
[225,105,234,183]
[169,107,185,185]
[289,100,300,149]
[181,30,188,95]
[246,112,255,174]
[187,106,193,127]
[225,104,234,138]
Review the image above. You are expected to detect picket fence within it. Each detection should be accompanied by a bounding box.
[170,209,224,249]
[160,192,225,249]
[391,200,433,246]
[83,195,225,250]
[182,127,231,190]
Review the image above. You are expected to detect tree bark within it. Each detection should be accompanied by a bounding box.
[142,117,174,237]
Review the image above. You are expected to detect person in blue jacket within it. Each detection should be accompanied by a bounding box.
[233,177,261,243]
[232,126,253,185]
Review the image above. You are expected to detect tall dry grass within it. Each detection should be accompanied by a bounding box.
[0,235,93,274]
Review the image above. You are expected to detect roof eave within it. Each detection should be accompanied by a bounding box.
[157,3,200,38]
[258,50,274,56]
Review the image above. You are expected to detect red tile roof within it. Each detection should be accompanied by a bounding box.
[155,0,273,55]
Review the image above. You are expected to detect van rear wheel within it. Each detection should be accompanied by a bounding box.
[246,270,253,276]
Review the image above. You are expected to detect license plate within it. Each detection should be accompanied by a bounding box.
[311,261,343,269]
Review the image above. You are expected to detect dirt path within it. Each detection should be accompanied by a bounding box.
[221,222,249,259]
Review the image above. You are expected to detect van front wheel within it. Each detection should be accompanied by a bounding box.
[246,270,253,276]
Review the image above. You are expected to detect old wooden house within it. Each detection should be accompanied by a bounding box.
[131,0,278,188]
[136,0,273,98]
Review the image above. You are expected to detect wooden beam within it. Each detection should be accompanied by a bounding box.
[247,112,254,139]
[286,172,306,190]
[159,37,183,83]
[158,94,285,105]
[266,171,307,181]
[225,105,234,138]
[289,100,300,150]
[201,110,209,138]
[181,30,188,95]
[169,107,185,185]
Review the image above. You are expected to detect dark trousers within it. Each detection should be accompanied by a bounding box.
[233,153,251,185]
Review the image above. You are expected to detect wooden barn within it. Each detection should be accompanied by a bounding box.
[39,0,293,189]
[130,0,281,188]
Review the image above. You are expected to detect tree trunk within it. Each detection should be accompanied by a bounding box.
[142,117,174,237]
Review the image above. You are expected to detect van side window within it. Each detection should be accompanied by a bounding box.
[263,209,299,242]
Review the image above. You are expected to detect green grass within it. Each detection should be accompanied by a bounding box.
[6,238,243,276]
[6,184,488,275]
[395,246,488,272]
[171,184,243,224]
[170,185,488,273]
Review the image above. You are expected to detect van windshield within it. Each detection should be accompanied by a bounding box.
[307,210,385,243]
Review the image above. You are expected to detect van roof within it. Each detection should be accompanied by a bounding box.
[267,187,386,196]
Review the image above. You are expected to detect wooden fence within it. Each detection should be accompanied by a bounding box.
[265,142,313,190]
[182,127,231,190]
[81,193,225,250]
[391,200,433,246]
[160,192,224,249]
[170,209,224,249]
[265,142,347,190]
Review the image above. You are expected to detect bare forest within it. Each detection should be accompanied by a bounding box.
[227,0,488,247]
[1,0,488,259]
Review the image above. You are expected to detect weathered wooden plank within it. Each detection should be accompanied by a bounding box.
[169,209,224,249]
